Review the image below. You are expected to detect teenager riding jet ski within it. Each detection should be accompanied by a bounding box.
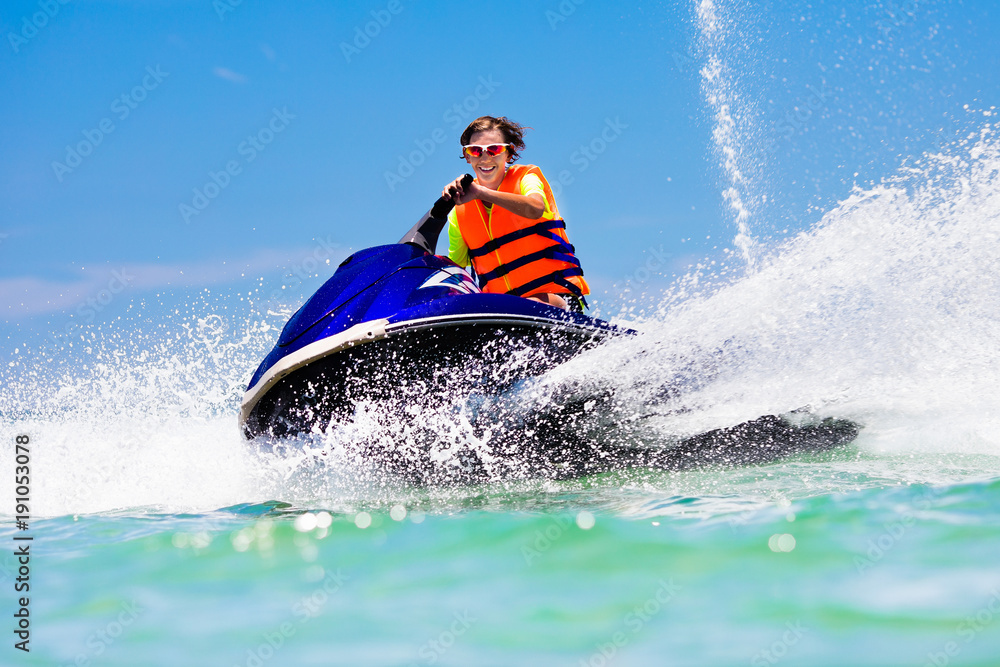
[239,116,859,477]
[239,118,619,440]
[440,115,589,312]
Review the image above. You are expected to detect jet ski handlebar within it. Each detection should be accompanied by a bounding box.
[399,174,475,254]
[430,173,475,220]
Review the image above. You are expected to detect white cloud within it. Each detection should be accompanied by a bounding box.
[1,244,349,321]
[213,66,247,83]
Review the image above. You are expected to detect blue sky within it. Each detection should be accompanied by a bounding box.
[2,1,998,345]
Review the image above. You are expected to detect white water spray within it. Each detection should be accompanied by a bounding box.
[5,126,1000,516]
[696,0,759,269]
[565,125,1000,456]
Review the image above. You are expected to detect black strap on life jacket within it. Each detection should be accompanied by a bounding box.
[476,243,582,284]
[510,268,586,300]
[467,218,588,305]
[467,219,569,259]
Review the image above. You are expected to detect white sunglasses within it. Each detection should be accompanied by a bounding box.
[462,143,510,158]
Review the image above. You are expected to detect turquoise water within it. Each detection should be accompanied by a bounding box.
[5,3,1000,665]
[4,463,1000,666]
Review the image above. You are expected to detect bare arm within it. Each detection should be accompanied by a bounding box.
[477,188,545,219]
[442,177,546,220]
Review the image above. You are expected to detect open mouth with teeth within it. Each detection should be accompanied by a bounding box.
[475,163,503,185]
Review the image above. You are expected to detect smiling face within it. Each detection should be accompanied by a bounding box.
[464,128,508,191]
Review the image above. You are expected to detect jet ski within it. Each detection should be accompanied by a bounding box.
[241,175,626,440]
[240,176,861,479]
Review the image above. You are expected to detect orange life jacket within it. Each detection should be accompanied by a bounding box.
[454,164,590,299]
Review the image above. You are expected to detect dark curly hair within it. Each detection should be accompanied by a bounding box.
[459,116,530,164]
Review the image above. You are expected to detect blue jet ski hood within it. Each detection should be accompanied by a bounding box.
[246,243,616,393]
